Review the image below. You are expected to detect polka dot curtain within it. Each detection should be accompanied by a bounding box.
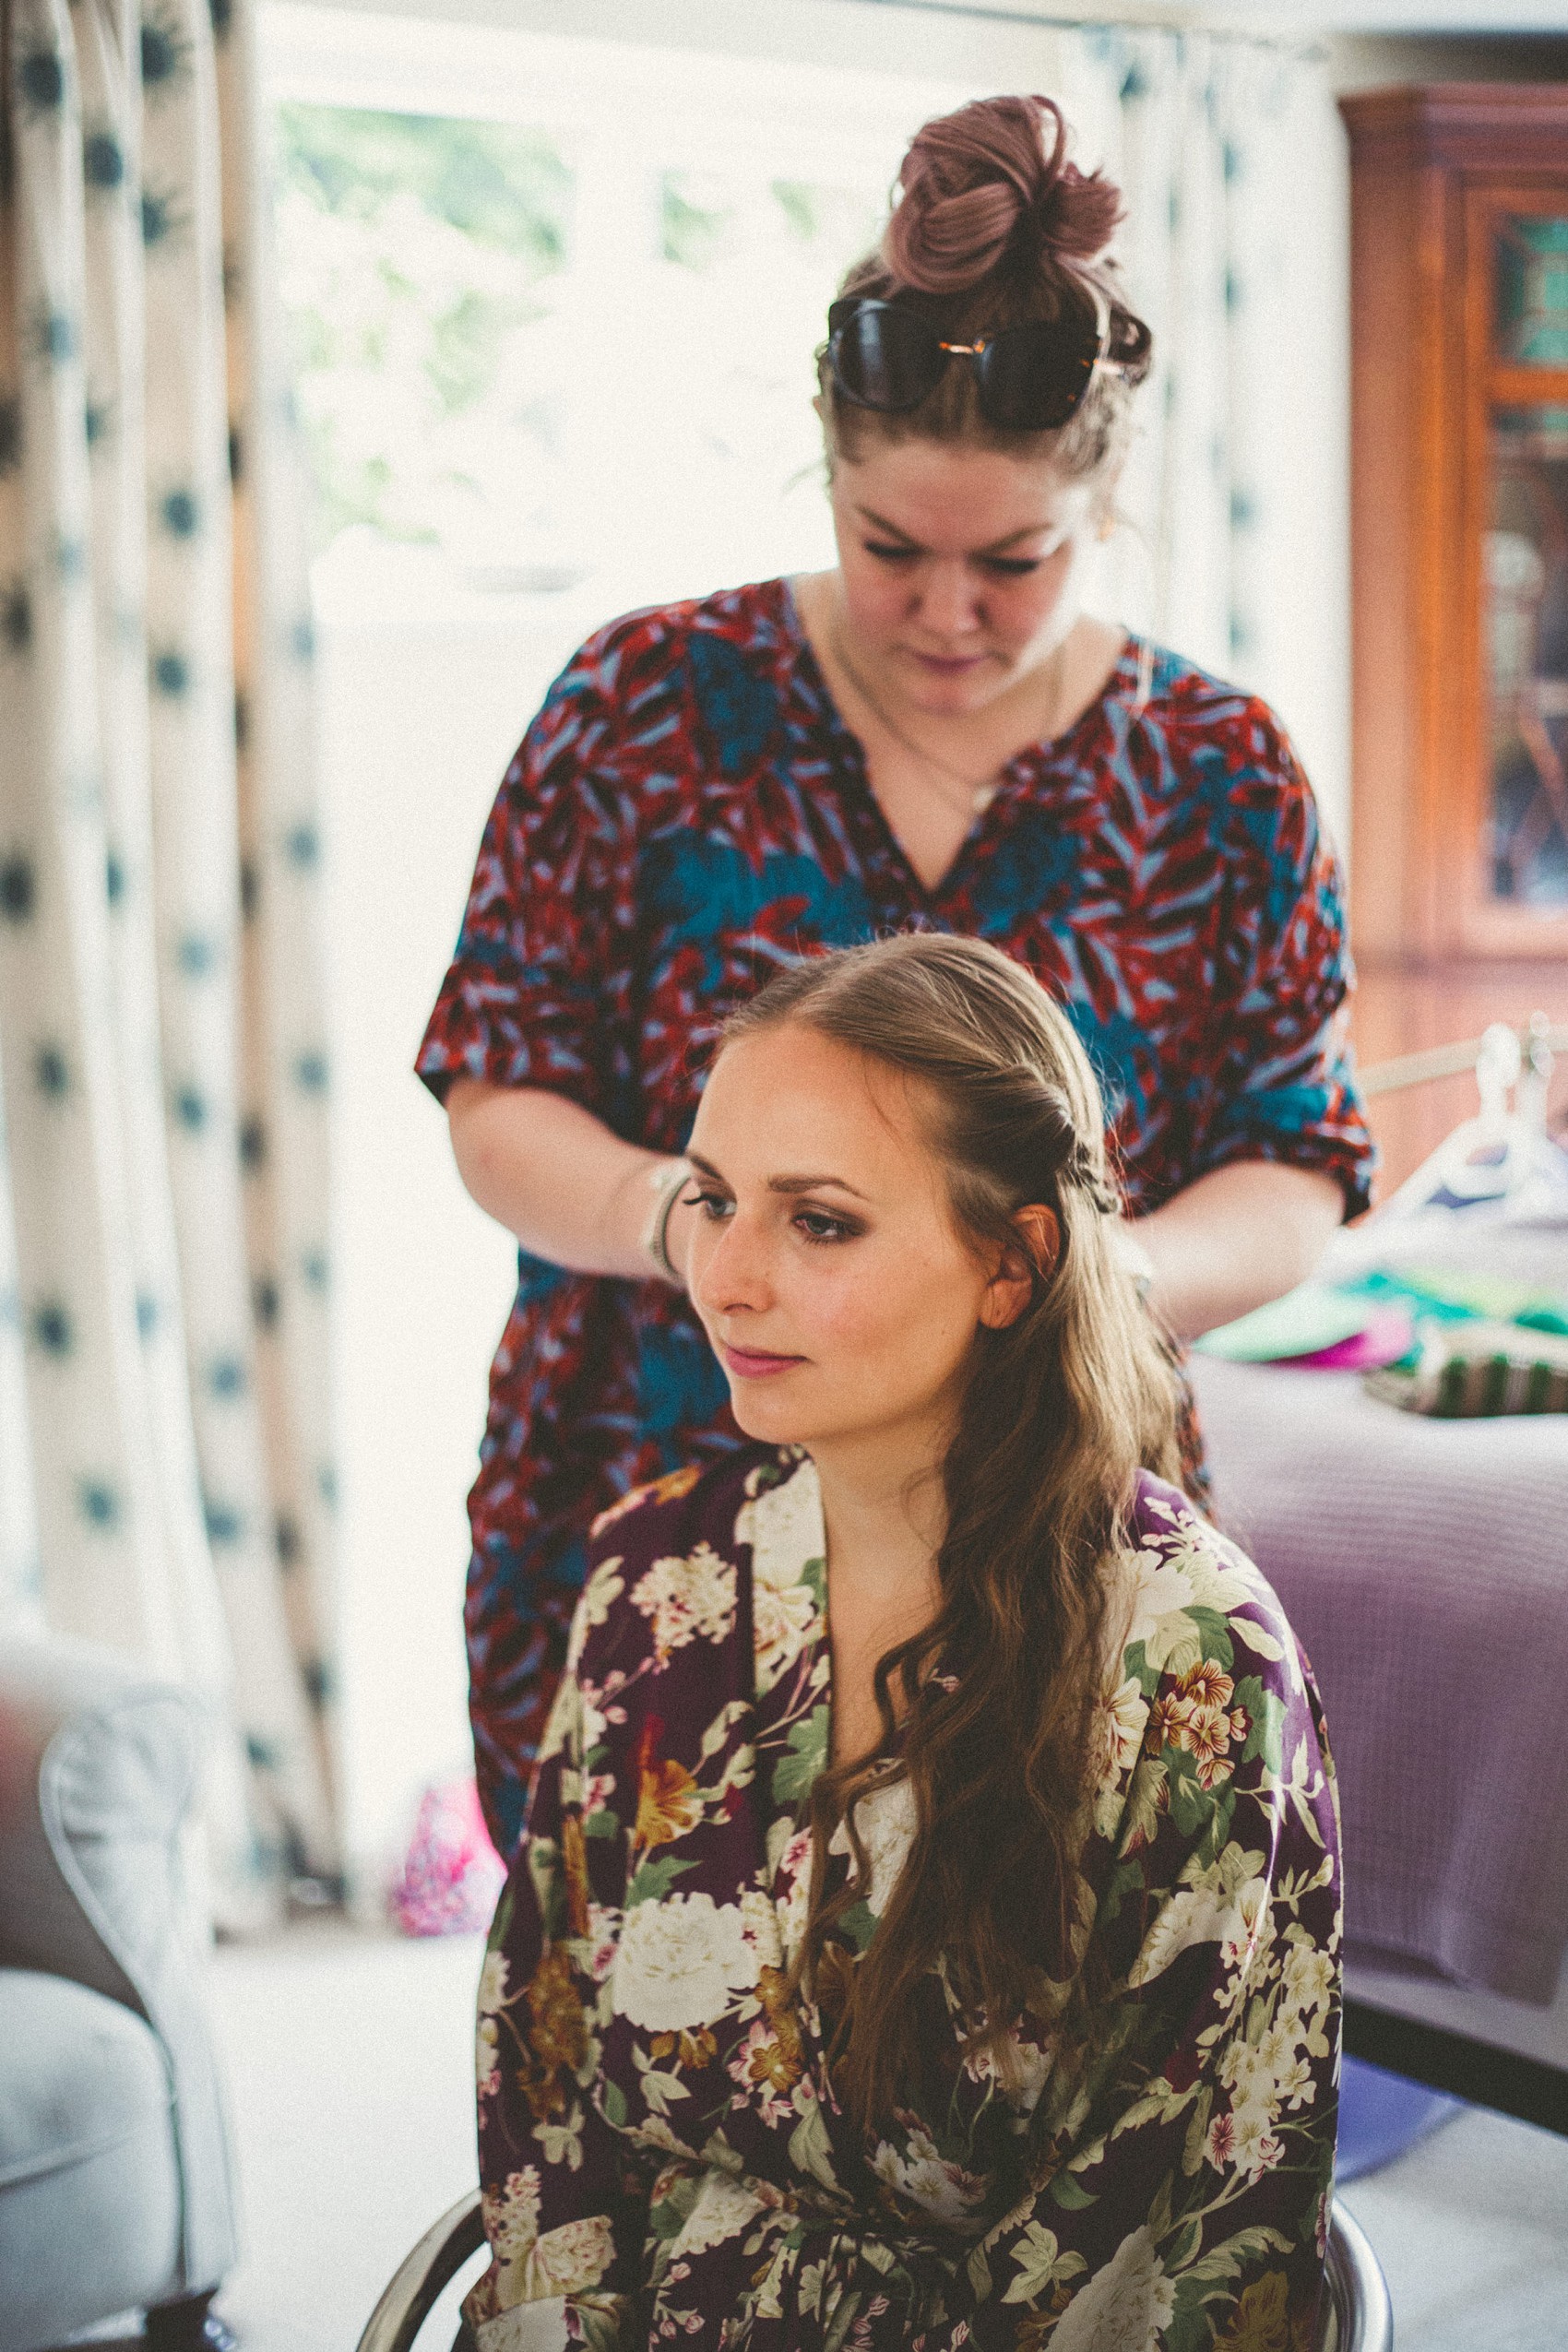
[0,0,337,1921]
[1055,25,1348,823]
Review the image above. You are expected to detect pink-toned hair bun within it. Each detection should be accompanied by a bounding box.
[883,94,1123,296]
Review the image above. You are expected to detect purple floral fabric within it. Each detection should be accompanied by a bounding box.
[466,1446,1342,2352]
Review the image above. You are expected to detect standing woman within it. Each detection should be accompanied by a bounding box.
[418,93,1373,1855]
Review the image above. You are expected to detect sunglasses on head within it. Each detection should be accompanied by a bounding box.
[826,289,1114,433]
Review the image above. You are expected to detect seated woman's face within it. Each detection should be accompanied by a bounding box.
[683,1024,1007,1462]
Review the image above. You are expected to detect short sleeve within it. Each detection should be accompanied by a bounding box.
[1198,722,1376,1218]
[416,638,640,1118]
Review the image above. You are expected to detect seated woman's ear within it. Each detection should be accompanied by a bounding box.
[979,1204,1060,1330]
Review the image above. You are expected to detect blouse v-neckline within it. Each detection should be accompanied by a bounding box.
[775,577,1141,908]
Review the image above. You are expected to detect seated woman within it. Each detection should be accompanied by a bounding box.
[464,935,1341,2352]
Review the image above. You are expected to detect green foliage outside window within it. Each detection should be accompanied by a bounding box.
[272,106,574,549]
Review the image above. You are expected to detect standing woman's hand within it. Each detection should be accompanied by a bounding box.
[1130,1159,1344,1341]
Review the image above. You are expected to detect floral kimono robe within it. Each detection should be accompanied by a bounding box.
[467,1447,1342,2352]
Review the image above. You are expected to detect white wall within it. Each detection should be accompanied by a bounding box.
[273,13,998,1895]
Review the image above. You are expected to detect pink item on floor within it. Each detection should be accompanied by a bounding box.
[388,1773,506,1937]
[1277,1306,1416,1372]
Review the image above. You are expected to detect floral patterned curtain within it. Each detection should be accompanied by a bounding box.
[0,0,337,1920]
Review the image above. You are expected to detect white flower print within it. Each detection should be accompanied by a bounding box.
[741,1884,784,1967]
[477,2013,500,2100]
[1229,2103,1287,2185]
[738,1464,826,1693]
[485,2167,541,2264]
[585,1903,622,1984]
[1128,1849,1269,1988]
[670,2170,766,2260]
[1046,2225,1176,2352]
[962,2026,1054,2116]
[830,1774,917,1917]
[871,2126,990,2232]
[1124,1509,1258,1671]
[771,1823,815,1965]
[479,1950,509,2016]
[753,1573,820,1693]
[522,2213,616,2297]
[1095,1675,1146,1788]
[612,1891,759,2032]
[631,1544,738,1663]
[565,1558,625,1677]
[1281,1938,1336,2018]
[535,2104,585,2170]
[581,1557,625,1629]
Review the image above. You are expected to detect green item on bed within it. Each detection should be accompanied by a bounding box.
[1341,1265,1568,1335]
[1193,1285,1374,1362]
[1365,1318,1568,1417]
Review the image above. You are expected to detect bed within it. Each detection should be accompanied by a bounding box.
[1188,1017,1568,2137]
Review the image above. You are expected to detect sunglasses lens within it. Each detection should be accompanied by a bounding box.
[832,303,944,412]
[980,309,1101,430]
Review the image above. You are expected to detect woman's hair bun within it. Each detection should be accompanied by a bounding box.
[883,94,1124,298]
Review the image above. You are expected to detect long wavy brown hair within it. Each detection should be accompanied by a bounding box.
[720,935,1181,2126]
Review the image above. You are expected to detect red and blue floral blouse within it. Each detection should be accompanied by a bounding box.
[417,578,1374,1850]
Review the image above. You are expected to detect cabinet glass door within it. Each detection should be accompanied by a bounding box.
[1488,407,1568,909]
[1496,214,1568,366]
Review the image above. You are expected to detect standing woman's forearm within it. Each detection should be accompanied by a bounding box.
[446,1078,683,1280]
[1134,1159,1345,1343]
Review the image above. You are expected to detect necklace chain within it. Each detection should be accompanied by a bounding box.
[827,628,1005,817]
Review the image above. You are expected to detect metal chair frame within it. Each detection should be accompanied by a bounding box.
[358,2190,1393,2352]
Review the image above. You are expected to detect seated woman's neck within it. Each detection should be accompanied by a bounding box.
[812,1428,948,1765]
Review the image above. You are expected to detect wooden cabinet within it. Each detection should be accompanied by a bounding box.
[1341,84,1568,1190]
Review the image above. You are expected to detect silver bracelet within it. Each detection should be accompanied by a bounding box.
[640,1157,693,1288]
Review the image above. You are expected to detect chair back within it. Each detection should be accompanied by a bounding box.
[358,2189,1393,2352]
[358,2191,482,2352]
[1322,2200,1396,2352]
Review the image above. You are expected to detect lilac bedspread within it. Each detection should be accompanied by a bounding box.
[1192,1352,1568,2004]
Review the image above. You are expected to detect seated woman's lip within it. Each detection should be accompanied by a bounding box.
[911,650,985,671]
[720,1342,803,1376]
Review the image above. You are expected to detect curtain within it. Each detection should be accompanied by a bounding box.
[0,0,337,1920]
[1023,23,1349,848]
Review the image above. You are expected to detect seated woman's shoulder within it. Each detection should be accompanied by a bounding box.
[573,1443,808,1677]
[1118,1468,1311,1703]
[588,1442,801,1550]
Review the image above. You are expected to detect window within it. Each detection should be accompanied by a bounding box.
[258,6,982,1875]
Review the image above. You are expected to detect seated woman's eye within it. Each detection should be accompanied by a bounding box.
[794,1209,855,1244]
[980,555,1041,578]
[863,540,920,564]
[686,1187,732,1222]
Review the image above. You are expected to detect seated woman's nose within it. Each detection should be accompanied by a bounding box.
[695,1222,771,1313]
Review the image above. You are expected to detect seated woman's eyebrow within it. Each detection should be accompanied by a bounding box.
[767,1172,870,1200]
[686,1151,868,1201]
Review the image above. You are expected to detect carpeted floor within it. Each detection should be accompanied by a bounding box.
[169,1920,1568,2351]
